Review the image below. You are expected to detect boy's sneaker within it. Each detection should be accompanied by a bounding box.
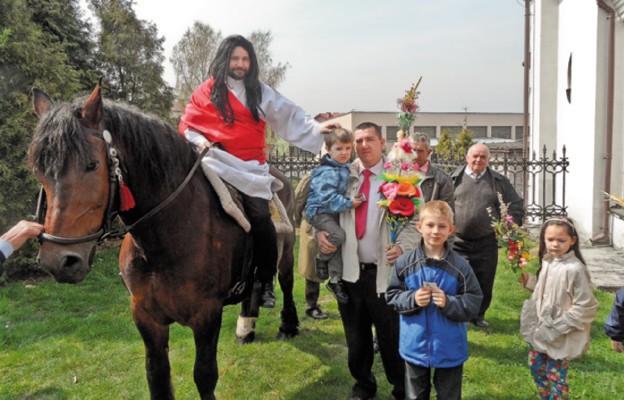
[315,259,329,280]
[326,281,349,304]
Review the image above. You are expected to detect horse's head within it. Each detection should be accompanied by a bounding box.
[29,85,111,283]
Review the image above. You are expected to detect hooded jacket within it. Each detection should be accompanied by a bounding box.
[386,243,482,368]
[305,154,352,221]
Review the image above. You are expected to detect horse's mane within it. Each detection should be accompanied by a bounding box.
[29,97,197,192]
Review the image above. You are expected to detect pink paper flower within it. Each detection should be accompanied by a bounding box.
[381,182,400,200]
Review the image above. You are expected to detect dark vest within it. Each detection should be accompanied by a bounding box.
[454,171,498,240]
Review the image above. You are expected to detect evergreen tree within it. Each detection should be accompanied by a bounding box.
[0,0,87,275]
[27,0,97,90]
[435,130,454,160]
[454,128,475,161]
[90,0,174,120]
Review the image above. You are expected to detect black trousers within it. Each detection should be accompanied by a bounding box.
[241,193,277,284]
[453,235,498,320]
[338,267,405,400]
[305,279,320,310]
[405,361,463,400]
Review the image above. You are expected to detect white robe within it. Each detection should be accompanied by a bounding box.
[185,77,323,199]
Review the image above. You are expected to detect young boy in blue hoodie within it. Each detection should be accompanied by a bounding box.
[386,200,482,400]
[306,128,362,304]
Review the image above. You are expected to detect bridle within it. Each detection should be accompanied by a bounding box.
[35,126,208,245]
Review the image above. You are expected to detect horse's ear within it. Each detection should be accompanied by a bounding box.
[32,88,53,118]
[80,83,104,128]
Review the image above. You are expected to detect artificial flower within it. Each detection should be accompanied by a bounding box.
[397,182,417,197]
[376,80,424,245]
[388,198,415,217]
[381,182,400,200]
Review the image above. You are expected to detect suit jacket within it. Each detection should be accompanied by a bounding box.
[340,158,419,294]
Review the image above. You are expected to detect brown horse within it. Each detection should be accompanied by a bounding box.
[29,84,298,399]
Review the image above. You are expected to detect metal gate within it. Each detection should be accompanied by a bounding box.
[269,145,569,222]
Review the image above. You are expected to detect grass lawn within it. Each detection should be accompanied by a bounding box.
[0,241,622,399]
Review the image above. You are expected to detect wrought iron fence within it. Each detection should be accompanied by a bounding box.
[268,145,569,222]
[267,148,318,185]
[431,146,569,222]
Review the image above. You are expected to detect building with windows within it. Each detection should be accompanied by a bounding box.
[528,0,624,247]
[324,111,523,144]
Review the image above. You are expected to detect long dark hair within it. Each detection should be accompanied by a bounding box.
[537,217,585,278]
[209,35,263,124]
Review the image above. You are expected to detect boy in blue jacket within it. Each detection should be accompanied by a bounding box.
[306,128,362,304]
[386,200,482,400]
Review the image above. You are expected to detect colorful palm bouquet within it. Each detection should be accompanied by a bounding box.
[397,77,421,132]
[487,193,534,279]
[377,80,424,244]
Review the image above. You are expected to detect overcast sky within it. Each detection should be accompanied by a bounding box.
[86,0,526,115]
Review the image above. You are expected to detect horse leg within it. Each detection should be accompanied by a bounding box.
[236,282,261,344]
[192,308,224,400]
[276,237,299,340]
[133,306,174,400]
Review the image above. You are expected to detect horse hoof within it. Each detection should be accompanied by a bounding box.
[236,332,256,345]
[276,329,298,341]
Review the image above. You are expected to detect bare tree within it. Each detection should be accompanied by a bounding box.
[170,22,222,104]
[248,30,289,88]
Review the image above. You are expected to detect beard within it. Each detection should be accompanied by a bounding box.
[228,68,248,80]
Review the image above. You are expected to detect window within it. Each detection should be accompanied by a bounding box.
[491,126,512,139]
[515,126,524,140]
[386,126,399,142]
[467,126,487,138]
[440,126,461,137]
[414,126,436,138]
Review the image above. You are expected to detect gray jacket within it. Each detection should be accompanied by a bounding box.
[420,164,455,210]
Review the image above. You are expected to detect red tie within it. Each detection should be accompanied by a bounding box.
[356,169,372,239]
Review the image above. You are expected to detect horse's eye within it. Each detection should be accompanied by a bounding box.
[86,161,99,172]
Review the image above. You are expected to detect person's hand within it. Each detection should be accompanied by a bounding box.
[385,244,403,263]
[611,340,624,352]
[518,272,529,286]
[320,122,341,133]
[1,220,44,250]
[431,288,446,308]
[197,141,212,153]
[197,140,221,153]
[352,197,363,209]
[533,323,560,344]
[414,288,431,307]
[316,231,337,254]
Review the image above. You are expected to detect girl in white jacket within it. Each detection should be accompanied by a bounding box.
[519,217,598,400]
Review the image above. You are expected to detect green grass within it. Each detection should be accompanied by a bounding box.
[0,243,622,399]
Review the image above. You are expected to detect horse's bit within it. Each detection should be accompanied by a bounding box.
[35,127,208,245]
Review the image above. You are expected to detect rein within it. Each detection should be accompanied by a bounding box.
[37,128,209,245]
